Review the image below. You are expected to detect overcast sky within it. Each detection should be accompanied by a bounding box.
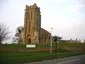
[0,0,85,43]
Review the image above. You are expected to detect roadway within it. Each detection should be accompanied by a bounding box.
[24,54,85,64]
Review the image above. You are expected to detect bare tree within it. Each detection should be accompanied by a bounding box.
[15,26,23,37]
[0,23,10,44]
[12,37,18,43]
[13,26,23,43]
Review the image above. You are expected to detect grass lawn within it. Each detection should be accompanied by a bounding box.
[0,43,85,49]
[57,42,85,47]
[0,43,85,64]
[0,51,84,64]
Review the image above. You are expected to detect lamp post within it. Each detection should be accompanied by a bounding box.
[50,28,53,54]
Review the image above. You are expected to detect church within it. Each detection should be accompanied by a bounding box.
[19,3,51,44]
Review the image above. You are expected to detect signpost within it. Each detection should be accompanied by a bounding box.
[50,28,53,54]
[26,44,36,48]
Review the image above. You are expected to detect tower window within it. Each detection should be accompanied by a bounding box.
[29,21,30,32]
[31,11,32,20]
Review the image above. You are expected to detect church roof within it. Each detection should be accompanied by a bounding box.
[41,28,51,37]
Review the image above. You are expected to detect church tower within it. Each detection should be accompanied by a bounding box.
[24,3,41,44]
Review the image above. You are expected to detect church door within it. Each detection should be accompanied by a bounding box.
[28,38,31,44]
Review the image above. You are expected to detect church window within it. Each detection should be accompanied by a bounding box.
[28,12,29,20]
[29,21,30,32]
[31,11,32,20]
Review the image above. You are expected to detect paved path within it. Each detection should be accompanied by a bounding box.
[24,54,85,64]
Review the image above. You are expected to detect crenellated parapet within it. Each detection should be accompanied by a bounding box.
[25,3,40,12]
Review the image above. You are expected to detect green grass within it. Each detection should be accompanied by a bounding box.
[0,43,85,49]
[0,43,85,64]
[0,44,26,49]
[57,42,85,47]
[0,44,55,50]
[0,44,50,49]
[0,51,84,64]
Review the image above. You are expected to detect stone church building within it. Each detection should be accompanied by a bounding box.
[19,3,51,44]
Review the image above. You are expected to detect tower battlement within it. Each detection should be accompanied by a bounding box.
[25,3,40,11]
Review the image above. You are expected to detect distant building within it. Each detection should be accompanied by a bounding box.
[59,40,70,43]
[59,38,82,43]
[19,3,51,44]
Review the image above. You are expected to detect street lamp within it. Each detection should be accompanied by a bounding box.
[50,28,53,54]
